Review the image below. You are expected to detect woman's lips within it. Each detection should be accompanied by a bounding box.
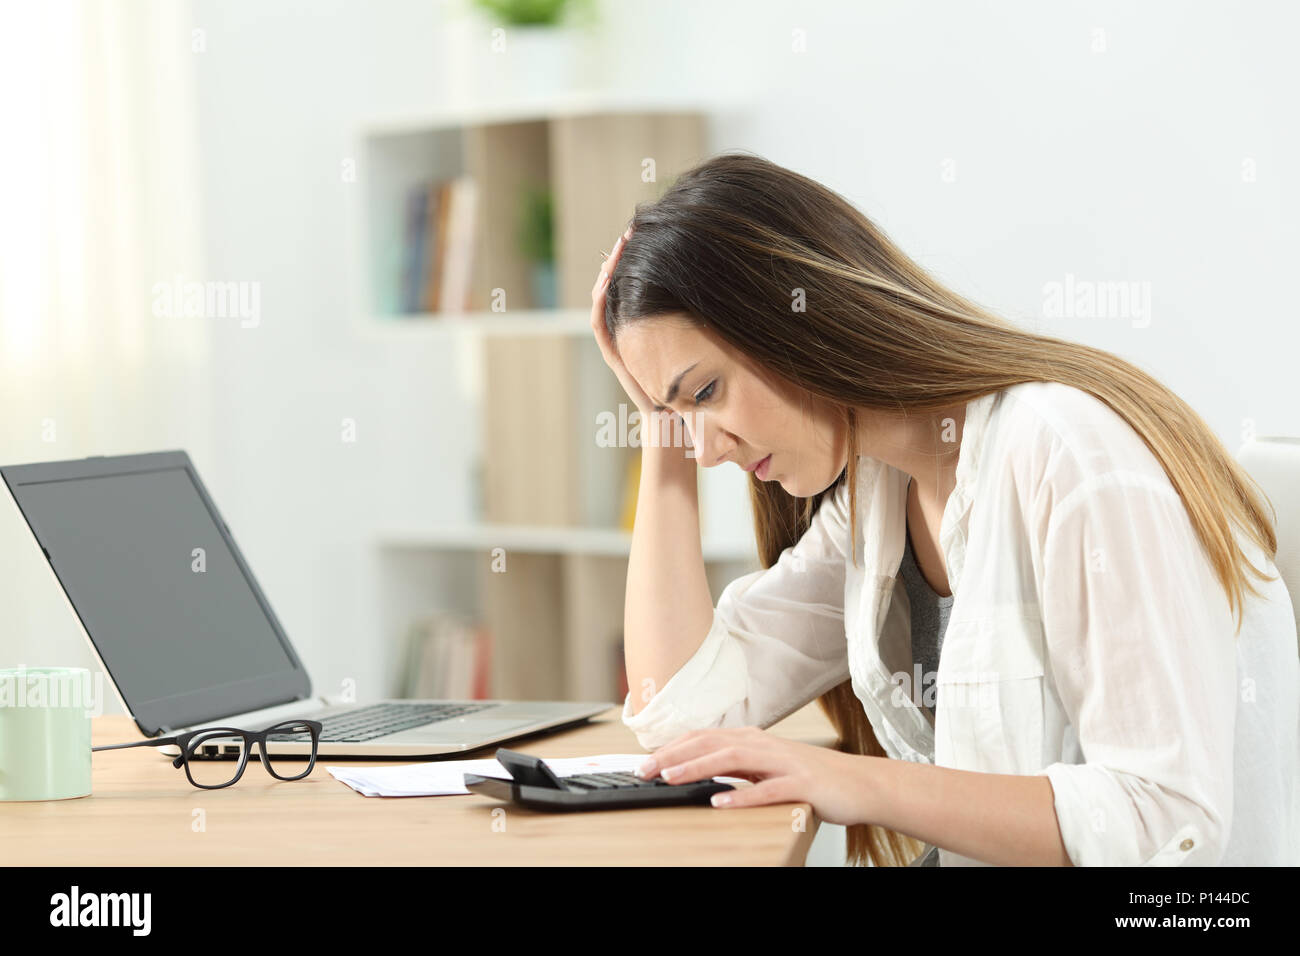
[755,454,772,480]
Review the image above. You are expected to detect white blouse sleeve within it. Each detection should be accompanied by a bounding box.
[621,476,854,751]
[1030,468,1239,866]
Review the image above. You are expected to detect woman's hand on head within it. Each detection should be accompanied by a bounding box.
[590,225,656,416]
[590,226,696,456]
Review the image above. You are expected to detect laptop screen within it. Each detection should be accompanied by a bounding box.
[2,452,309,735]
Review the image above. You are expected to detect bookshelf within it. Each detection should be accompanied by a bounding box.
[353,97,762,705]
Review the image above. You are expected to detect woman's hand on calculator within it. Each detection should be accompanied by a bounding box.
[635,725,876,826]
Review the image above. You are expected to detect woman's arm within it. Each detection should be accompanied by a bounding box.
[588,227,716,718]
[623,437,717,716]
[637,726,1072,865]
[853,756,1072,866]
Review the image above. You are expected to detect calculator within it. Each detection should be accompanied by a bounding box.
[462,747,736,811]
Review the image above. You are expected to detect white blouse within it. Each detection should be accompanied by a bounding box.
[622,381,1299,866]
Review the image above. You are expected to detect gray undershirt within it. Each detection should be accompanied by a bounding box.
[898,517,955,867]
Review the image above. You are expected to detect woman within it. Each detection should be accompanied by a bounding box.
[590,151,1298,867]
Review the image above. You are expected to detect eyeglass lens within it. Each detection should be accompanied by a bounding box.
[185,729,248,787]
[261,720,317,780]
[183,721,316,787]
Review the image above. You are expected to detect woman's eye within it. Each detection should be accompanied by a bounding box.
[693,381,716,405]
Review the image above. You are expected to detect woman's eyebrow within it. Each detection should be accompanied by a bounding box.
[652,361,699,412]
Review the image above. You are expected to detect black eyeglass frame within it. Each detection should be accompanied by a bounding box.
[92,719,323,789]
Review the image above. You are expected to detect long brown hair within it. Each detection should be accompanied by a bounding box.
[604,150,1279,866]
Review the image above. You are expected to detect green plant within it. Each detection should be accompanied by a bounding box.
[470,0,597,27]
[518,185,554,263]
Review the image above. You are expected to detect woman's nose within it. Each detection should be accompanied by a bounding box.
[687,414,735,468]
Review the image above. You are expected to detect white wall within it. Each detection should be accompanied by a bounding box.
[188,0,470,704]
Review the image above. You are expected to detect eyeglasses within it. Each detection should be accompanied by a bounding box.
[93,719,322,789]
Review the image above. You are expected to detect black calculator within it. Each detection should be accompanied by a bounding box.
[462,747,736,811]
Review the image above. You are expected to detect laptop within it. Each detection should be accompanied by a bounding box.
[0,451,613,758]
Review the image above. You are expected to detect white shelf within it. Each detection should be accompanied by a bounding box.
[358,308,593,339]
[378,522,759,563]
[361,90,734,138]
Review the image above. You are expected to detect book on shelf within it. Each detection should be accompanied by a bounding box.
[438,176,479,314]
[401,610,492,699]
[419,178,451,312]
[398,174,479,316]
[400,186,429,316]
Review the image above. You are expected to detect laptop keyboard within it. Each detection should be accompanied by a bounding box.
[561,772,673,790]
[267,701,498,743]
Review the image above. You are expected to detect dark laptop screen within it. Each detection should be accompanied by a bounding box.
[4,456,306,733]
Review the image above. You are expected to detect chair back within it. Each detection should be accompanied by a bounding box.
[1237,437,1300,655]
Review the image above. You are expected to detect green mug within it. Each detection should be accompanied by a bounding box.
[0,666,94,801]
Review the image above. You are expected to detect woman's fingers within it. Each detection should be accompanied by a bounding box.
[603,233,627,274]
[591,226,630,303]
[659,743,785,786]
[588,223,655,414]
[641,728,781,784]
[710,775,798,809]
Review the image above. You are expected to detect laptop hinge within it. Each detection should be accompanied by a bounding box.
[171,696,327,735]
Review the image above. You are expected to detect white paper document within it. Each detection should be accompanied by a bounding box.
[328,753,654,798]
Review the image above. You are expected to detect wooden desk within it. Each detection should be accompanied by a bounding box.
[0,704,838,866]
